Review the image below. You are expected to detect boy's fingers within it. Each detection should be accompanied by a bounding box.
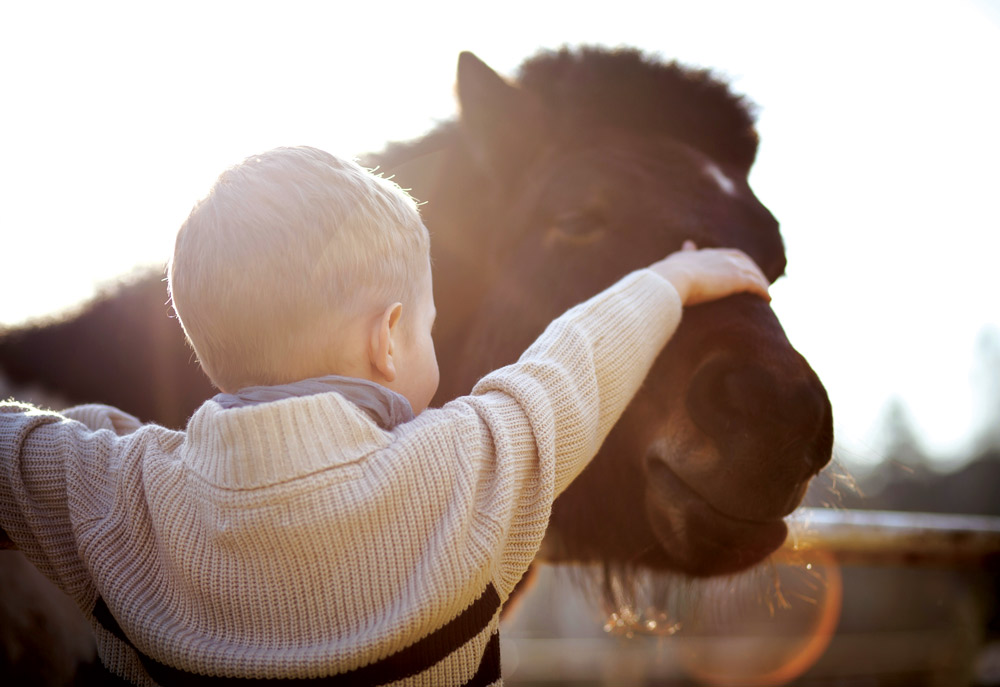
[732,253,771,301]
[749,272,771,302]
[756,281,772,302]
[682,240,697,251]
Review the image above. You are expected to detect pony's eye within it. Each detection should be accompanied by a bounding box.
[547,208,607,246]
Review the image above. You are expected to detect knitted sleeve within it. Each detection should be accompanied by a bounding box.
[62,404,144,435]
[432,269,682,596]
[0,402,130,608]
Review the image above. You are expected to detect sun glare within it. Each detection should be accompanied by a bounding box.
[1,0,998,459]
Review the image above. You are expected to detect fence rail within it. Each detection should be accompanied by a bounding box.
[782,507,1000,567]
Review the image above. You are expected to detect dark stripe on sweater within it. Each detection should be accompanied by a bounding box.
[92,583,501,686]
[462,631,501,687]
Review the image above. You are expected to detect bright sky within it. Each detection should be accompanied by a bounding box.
[1,1,998,464]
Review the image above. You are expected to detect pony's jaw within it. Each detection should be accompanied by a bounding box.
[643,453,791,577]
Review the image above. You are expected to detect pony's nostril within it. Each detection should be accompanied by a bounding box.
[719,365,773,420]
[686,358,771,434]
[686,357,830,467]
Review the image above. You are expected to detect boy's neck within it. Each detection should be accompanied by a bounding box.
[211,374,415,428]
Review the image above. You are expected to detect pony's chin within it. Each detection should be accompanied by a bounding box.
[644,458,788,577]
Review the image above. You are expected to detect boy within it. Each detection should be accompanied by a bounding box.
[0,147,770,685]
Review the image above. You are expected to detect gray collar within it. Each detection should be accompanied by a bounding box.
[211,375,415,430]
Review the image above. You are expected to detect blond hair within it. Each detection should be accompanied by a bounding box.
[168,147,429,392]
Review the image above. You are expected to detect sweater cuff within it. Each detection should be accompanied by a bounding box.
[637,266,683,303]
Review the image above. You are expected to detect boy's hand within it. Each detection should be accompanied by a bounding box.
[651,241,771,306]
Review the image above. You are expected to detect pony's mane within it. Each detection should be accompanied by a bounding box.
[516,46,759,171]
[372,47,758,173]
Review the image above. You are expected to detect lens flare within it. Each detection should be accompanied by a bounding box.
[678,549,842,685]
[601,549,842,685]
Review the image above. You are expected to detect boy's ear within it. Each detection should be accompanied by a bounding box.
[370,303,403,382]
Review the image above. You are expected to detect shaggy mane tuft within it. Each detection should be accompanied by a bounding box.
[516,46,760,170]
[372,47,759,174]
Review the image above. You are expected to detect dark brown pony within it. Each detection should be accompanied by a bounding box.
[0,47,832,679]
[373,48,833,578]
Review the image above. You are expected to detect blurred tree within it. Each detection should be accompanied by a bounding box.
[877,396,928,468]
[972,326,1000,453]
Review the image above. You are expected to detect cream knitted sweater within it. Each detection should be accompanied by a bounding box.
[0,270,681,686]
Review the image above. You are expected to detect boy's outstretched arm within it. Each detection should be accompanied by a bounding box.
[0,403,142,553]
[419,243,771,597]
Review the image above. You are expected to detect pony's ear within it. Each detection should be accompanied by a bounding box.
[457,51,549,186]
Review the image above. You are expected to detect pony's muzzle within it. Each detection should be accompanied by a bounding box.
[685,353,833,480]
